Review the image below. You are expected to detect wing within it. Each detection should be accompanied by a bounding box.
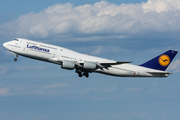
[48,57,131,68]
[82,61,132,69]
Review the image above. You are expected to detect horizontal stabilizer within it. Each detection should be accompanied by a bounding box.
[147,71,172,74]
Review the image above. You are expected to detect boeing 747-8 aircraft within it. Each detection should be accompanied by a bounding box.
[3,38,178,78]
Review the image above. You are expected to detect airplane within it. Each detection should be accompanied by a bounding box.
[3,38,178,78]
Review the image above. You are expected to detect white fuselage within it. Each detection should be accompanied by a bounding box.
[3,38,169,77]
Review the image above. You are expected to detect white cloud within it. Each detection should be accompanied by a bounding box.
[1,0,180,40]
[77,45,131,55]
[92,46,130,55]
[142,0,180,13]
[0,66,9,75]
[167,59,180,73]
[92,46,103,55]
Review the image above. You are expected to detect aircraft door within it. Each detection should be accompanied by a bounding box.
[21,40,27,51]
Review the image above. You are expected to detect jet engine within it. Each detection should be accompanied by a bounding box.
[61,61,75,70]
[83,61,97,70]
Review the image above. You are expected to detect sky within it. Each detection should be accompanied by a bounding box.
[0,0,180,120]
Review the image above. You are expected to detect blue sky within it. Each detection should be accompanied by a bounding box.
[1,0,180,120]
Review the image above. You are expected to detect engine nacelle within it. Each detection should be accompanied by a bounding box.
[83,61,97,70]
[61,61,75,70]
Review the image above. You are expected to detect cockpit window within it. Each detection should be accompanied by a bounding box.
[14,39,19,41]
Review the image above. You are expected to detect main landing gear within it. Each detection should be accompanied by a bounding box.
[14,55,18,61]
[78,71,89,78]
[76,69,89,78]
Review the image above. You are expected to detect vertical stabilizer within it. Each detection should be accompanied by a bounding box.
[140,50,178,71]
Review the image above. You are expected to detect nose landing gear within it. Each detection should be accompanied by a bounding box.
[14,55,18,61]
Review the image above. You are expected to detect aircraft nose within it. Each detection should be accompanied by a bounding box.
[3,42,7,48]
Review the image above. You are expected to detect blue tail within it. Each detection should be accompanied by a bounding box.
[140,50,178,71]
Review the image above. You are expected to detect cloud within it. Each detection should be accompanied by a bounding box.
[76,45,131,56]
[167,59,180,73]
[91,46,122,55]
[0,66,9,75]
[0,87,12,96]
[1,0,180,40]
[142,0,180,13]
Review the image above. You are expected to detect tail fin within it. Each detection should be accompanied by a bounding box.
[140,50,178,71]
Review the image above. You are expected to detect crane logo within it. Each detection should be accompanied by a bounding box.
[159,55,170,66]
